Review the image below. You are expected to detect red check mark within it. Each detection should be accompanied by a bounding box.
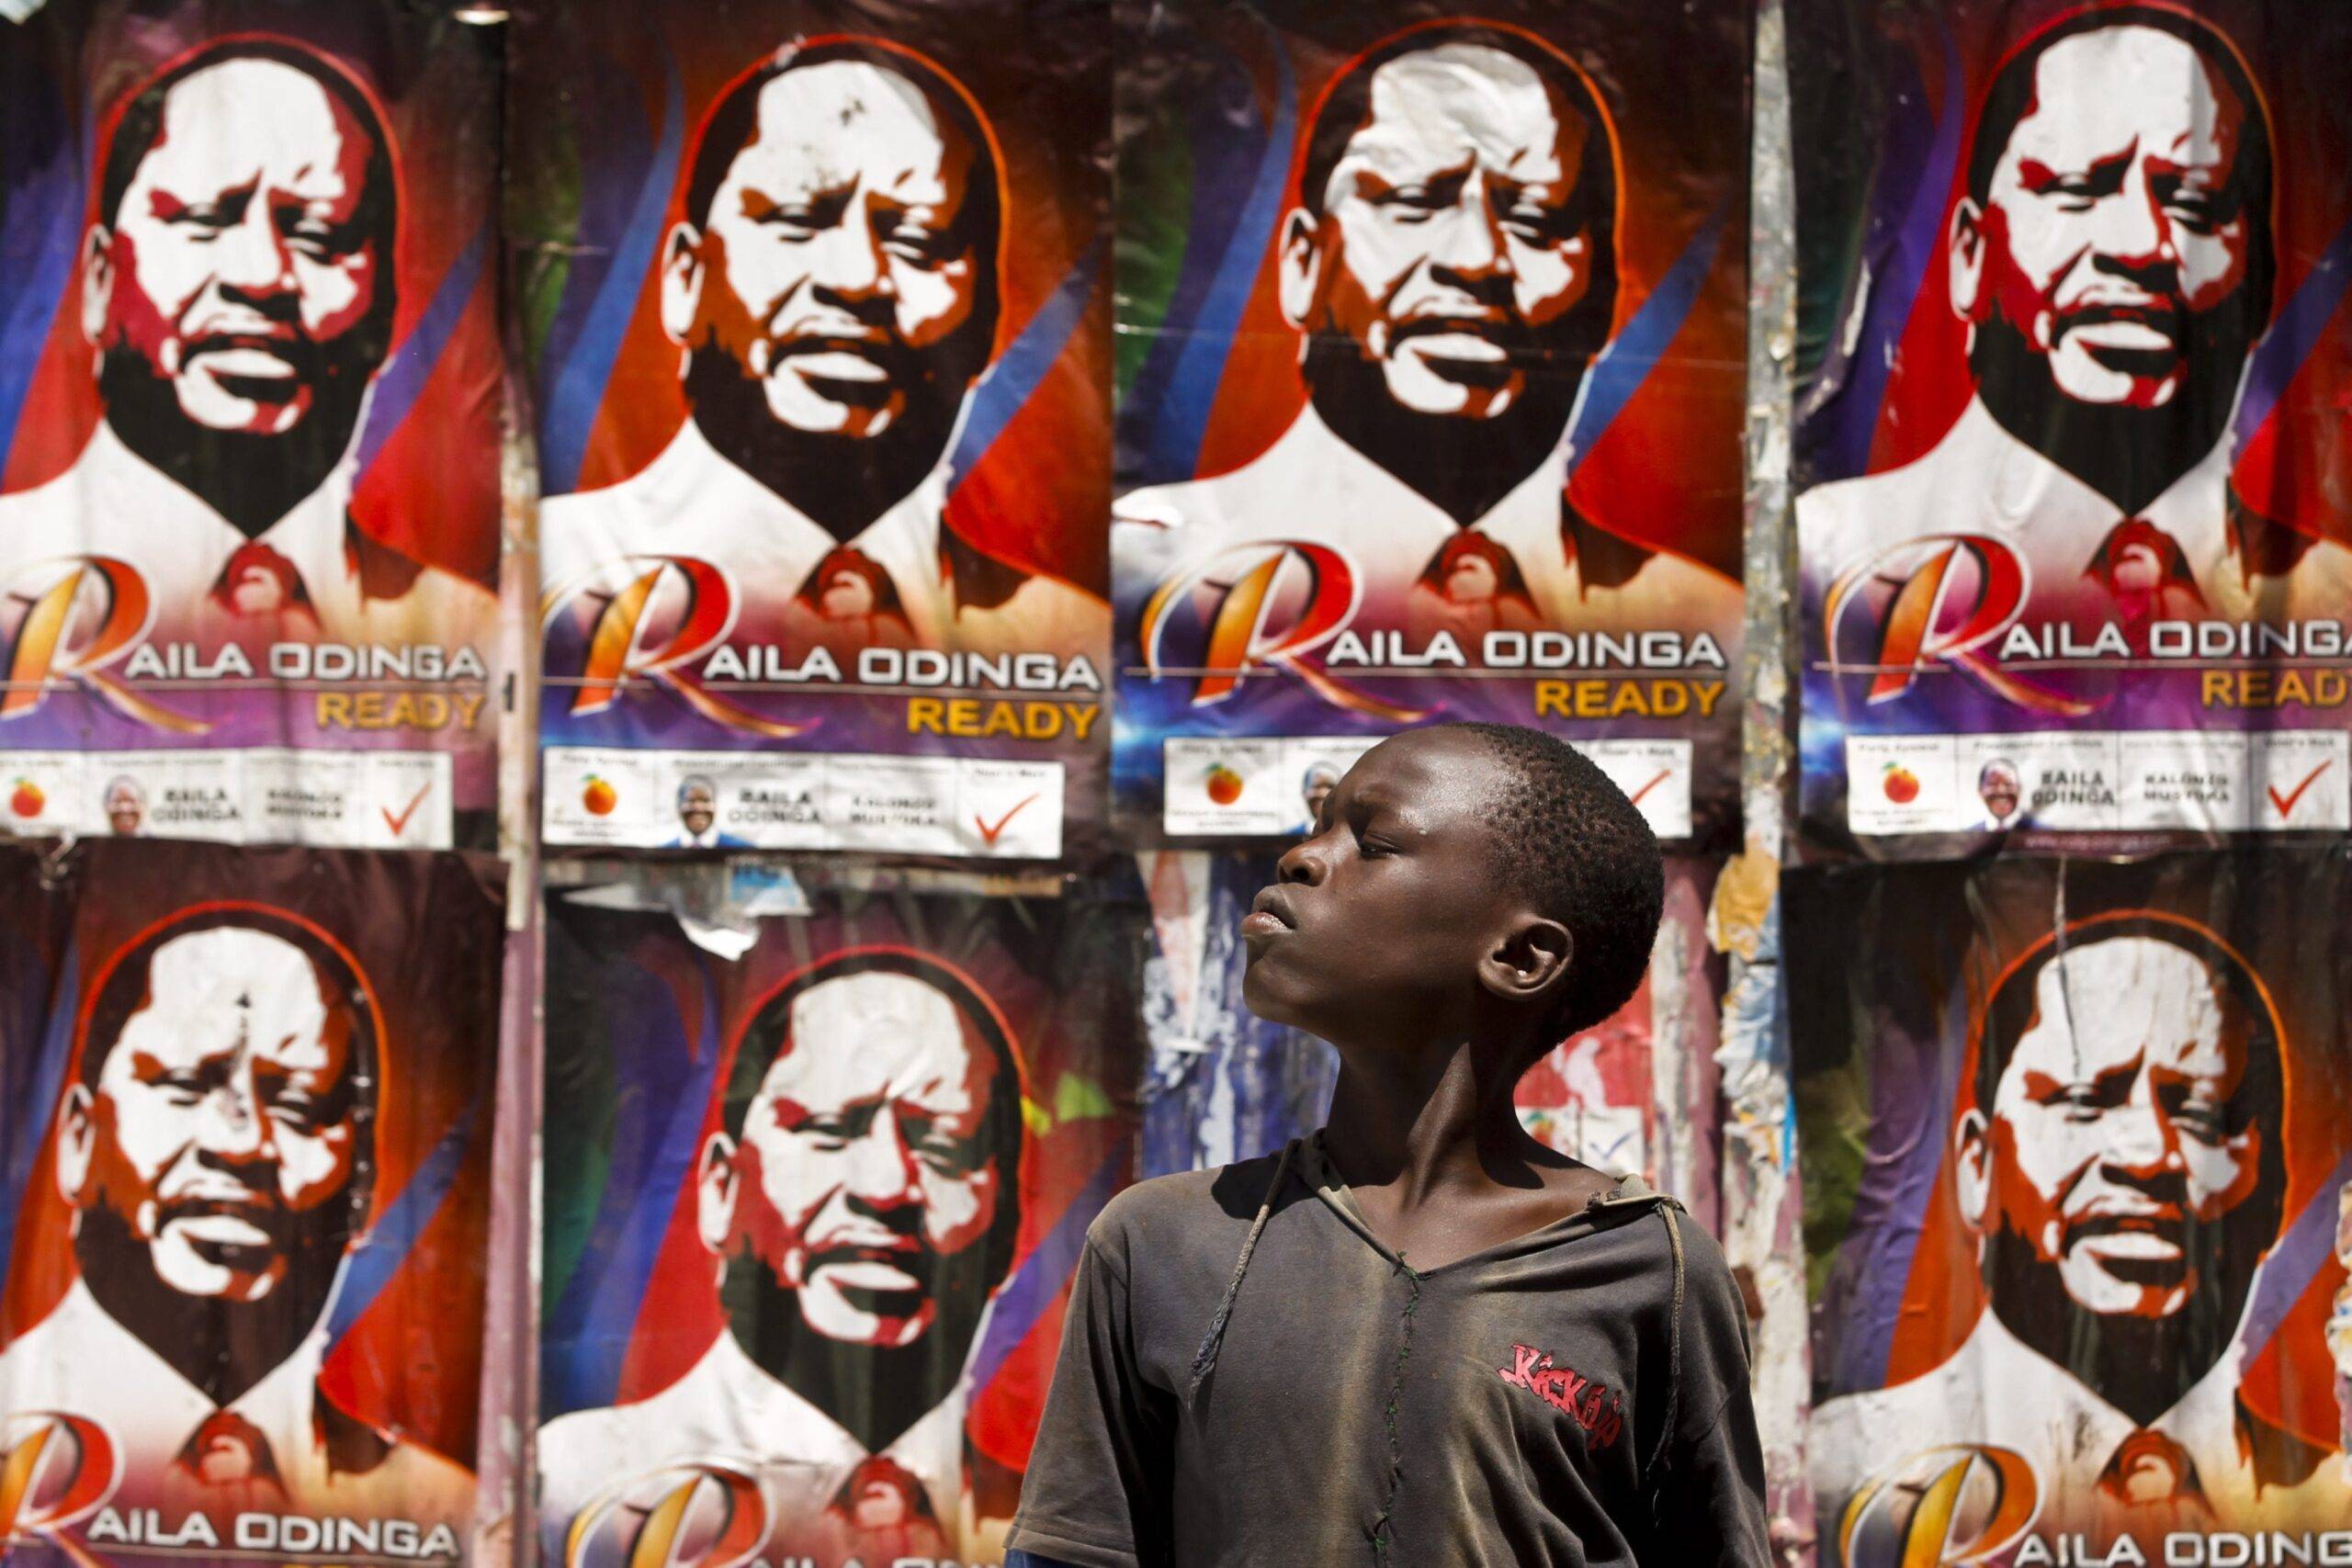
[381,783,432,837]
[2267,760,2332,821]
[1626,769,1672,807]
[974,792,1040,848]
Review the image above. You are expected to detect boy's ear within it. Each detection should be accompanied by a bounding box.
[1479,917,1575,1011]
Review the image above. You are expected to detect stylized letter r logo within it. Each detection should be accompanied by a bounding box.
[1823,535,2027,705]
[1,557,204,734]
[1823,535,2087,716]
[0,1412,119,1551]
[543,555,812,739]
[1838,1444,2039,1568]
[1140,540,1361,706]
[547,555,739,716]
[563,1462,768,1568]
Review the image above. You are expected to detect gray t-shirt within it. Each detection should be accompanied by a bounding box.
[1009,1139,1769,1566]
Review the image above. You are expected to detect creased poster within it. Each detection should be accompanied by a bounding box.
[1793,1,2352,856]
[1137,848,1722,1222]
[1110,2,1747,849]
[518,1,1112,863]
[0,840,503,1564]
[0,4,503,852]
[1790,852,2352,1562]
[537,883,1146,1566]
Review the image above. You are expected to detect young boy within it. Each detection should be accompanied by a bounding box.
[1007,723,1769,1565]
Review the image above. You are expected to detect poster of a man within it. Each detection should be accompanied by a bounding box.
[1801,6,2352,630]
[1813,913,2336,1539]
[102,775,146,837]
[0,38,491,649]
[539,37,1105,661]
[666,774,747,849]
[1973,758,2023,829]
[1116,20,1736,640]
[537,951,1029,1559]
[0,907,471,1527]
[1299,761,1340,826]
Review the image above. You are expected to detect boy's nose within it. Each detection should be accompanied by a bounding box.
[1274,837,1328,886]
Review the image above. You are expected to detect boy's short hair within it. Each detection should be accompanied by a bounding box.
[1441,722,1664,1048]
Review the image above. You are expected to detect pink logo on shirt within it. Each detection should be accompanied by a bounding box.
[1499,1343,1624,1449]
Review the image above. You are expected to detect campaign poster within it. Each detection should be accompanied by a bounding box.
[1136,848,1722,1219]
[0,840,504,1565]
[1792,1,2352,857]
[0,4,504,852]
[517,1,1113,863]
[537,883,1147,1566]
[1110,1,1747,850]
[1789,852,2352,1562]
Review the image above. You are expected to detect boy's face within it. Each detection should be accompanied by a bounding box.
[1242,728,1523,1043]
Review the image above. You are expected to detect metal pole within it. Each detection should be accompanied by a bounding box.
[1714,0,1815,1557]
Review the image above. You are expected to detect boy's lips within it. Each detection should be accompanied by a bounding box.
[1240,886,1296,940]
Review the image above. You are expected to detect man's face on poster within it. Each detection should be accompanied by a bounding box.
[677,779,718,837]
[104,779,144,836]
[1283,41,1604,421]
[1959,936,2266,1320]
[1978,761,2021,822]
[85,57,389,441]
[1952,25,2258,412]
[1302,765,1340,823]
[704,970,1005,1350]
[668,60,988,443]
[59,928,364,1306]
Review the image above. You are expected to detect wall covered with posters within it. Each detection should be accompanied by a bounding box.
[33,0,2352,1560]
[1110,0,1748,851]
[0,840,505,1565]
[518,0,1114,864]
[1791,852,2352,1562]
[0,2,504,852]
[537,883,1147,1566]
[1792,0,2352,857]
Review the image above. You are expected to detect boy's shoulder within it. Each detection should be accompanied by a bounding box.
[1582,1188,1749,1346]
[1085,1148,1295,1265]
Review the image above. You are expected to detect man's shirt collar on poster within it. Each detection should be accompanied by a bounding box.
[617,419,959,642]
[536,1294,1011,1557]
[1243,402,1583,581]
[2,1278,338,1493]
[1973,1306,2240,1482]
[1940,396,2237,601]
[76,420,376,633]
[686,1328,973,1495]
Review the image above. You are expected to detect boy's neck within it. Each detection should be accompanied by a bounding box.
[1319,1026,1563,1211]
[1315,1027,1617,1273]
